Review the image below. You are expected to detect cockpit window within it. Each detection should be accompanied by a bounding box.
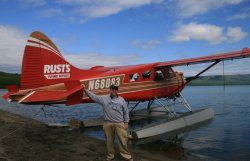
[129,73,139,81]
[154,70,164,81]
[169,68,176,78]
[142,70,151,79]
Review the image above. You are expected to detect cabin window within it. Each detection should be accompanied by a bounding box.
[142,70,151,79]
[154,70,164,81]
[129,73,139,82]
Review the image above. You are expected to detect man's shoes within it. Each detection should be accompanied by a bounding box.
[105,157,133,161]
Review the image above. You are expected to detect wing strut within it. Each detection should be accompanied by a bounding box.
[185,60,221,84]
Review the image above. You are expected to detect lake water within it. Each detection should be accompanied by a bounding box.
[1,86,250,161]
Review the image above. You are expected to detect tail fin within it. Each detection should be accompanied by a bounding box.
[21,31,83,89]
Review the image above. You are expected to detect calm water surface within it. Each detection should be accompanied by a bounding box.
[1,86,250,161]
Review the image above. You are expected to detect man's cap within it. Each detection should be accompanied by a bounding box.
[110,84,119,90]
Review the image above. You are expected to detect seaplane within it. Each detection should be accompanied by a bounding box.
[2,31,250,140]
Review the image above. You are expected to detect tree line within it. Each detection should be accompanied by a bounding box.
[1,71,250,89]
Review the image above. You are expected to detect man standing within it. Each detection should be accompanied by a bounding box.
[84,84,133,161]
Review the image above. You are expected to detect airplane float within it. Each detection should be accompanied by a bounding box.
[2,31,250,139]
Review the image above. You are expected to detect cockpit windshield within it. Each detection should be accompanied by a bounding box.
[154,67,175,81]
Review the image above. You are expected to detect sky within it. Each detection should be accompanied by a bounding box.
[0,0,250,76]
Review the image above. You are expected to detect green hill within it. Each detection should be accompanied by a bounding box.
[0,72,20,89]
[188,74,250,86]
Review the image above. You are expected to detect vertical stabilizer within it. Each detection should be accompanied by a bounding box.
[21,31,82,89]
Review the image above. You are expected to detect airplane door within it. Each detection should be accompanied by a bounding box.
[153,67,176,97]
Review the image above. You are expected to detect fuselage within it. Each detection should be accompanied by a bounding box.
[9,64,186,104]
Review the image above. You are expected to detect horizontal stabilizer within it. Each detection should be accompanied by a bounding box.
[2,85,19,101]
[18,81,84,105]
[6,85,19,92]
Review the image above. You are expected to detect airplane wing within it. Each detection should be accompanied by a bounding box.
[11,81,84,106]
[88,48,250,72]
[156,47,250,67]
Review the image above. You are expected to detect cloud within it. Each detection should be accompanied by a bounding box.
[40,8,63,18]
[1,0,163,22]
[52,0,163,21]
[226,27,248,43]
[0,26,141,73]
[175,0,244,18]
[23,0,46,6]
[169,23,226,44]
[13,0,46,7]
[131,39,161,49]
[227,13,250,21]
[169,22,247,44]
[64,52,140,69]
[0,25,27,73]
[227,6,250,21]
[2,0,246,22]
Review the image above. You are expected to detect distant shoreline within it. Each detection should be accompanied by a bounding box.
[188,74,250,86]
[1,71,250,88]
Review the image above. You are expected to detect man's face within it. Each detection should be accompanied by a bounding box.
[110,88,118,96]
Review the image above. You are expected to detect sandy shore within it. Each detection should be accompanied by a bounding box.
[0,109,201,161]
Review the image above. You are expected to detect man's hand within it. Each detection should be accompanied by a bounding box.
[124,122,129,129]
